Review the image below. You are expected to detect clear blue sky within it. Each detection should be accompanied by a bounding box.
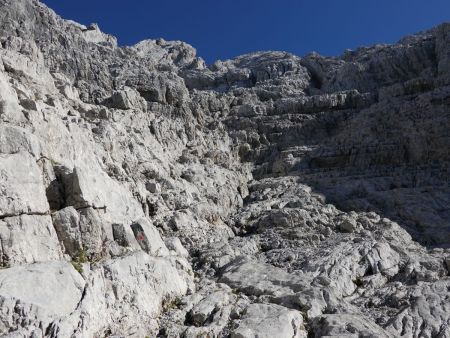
[41,0,450,64]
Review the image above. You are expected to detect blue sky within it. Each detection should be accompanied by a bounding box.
[41,0,450,64]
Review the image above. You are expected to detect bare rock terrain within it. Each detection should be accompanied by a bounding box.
[0,0,448,337]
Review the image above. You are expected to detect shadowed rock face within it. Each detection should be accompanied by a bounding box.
[0,0,448,337]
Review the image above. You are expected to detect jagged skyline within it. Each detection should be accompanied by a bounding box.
[41,0,450,63]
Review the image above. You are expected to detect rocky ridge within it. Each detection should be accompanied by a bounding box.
[0,0,448,337]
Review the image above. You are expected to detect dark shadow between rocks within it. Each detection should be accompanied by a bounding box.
[293,165,450,249]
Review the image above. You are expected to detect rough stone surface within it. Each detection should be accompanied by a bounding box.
[0,0,448,336]
[231,303,306,338]
[0,152,49,217]
[0,215,62,267]
[0,261,85,335]
[52,206,83,258]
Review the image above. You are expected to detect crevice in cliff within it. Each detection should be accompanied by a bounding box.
[0,211,49,220]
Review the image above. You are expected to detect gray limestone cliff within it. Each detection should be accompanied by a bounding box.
[0,0,449,337]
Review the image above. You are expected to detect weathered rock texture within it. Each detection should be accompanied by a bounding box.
[0,0,448,337]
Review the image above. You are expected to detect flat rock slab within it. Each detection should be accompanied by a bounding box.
[0,214,62,266]
[0,261,84,317]
[0,152,49,217]
[219,256,310,297]
[48,251,190,337]
[66,164,143,225]
[101,251,188,315]
[231,303,306,338]
[0,125,41,157]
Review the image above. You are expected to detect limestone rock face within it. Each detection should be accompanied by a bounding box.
[0,215,63,266]
[52,206,83,258]
[0,125,41,156]
[0,152,49,217]
[0,0,448,337]
[0,70,22,121]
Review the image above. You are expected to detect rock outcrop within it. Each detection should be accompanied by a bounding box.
[0,0,448,337]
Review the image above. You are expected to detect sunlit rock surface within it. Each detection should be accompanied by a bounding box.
[0,0,448,336]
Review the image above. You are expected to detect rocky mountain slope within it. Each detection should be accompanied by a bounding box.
[0,0,448,337]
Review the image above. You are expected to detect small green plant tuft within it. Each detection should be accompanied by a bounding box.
[71,249,88,274]
[71,261,83,274]
[162,296,183,311]
[78,249,88,263]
